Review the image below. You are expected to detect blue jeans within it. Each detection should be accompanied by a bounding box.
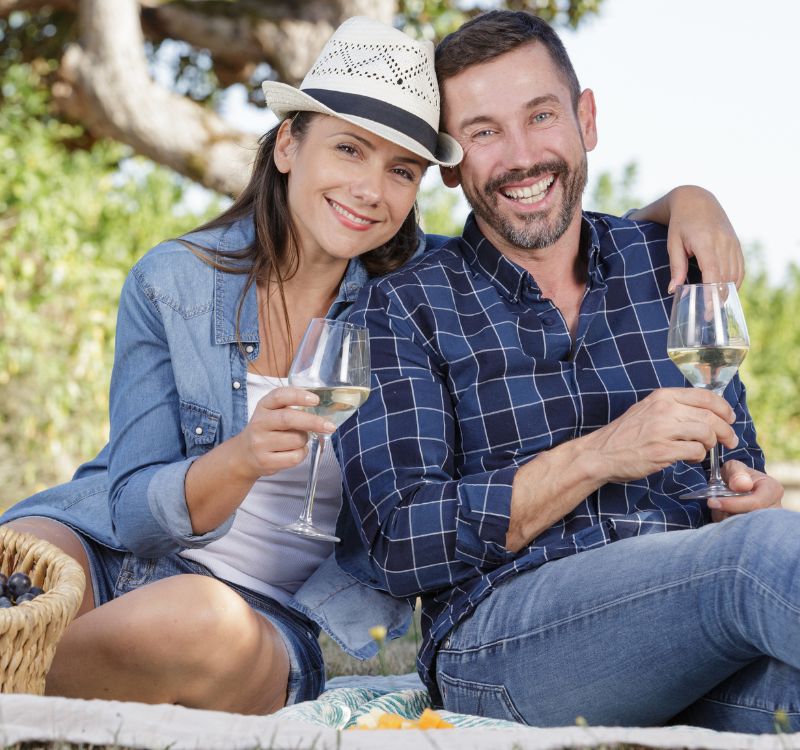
[435,509,800,732]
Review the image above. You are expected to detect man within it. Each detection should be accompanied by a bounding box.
[337,10,793,732]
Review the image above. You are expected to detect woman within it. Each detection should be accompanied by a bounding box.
[1,16,743,714]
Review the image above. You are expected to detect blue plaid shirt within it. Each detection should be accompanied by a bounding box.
[338,212,763,705]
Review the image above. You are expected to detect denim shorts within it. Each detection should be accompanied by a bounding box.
[76,532,325,706]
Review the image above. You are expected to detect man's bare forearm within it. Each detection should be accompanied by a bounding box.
[506,435,603,552]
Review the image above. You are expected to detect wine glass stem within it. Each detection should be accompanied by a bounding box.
[708,442,724,488]
[299,433,326,527]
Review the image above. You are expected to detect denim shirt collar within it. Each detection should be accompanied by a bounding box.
[459,212,605,302]
[211,214,372,345]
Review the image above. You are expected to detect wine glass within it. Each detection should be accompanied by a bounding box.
[280,318,371,541]
[667,282,750,499]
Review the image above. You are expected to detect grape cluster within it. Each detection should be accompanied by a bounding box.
[0,572,45,608]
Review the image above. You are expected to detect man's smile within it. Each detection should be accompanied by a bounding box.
[500,175,556,205]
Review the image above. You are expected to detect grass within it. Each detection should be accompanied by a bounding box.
[321,603,421,679]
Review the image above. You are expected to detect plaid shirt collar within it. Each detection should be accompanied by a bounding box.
[459,212,606,304]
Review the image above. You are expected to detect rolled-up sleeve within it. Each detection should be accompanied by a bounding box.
[108,268,234,557]
[723,378,764,471]
[337,282,517,599]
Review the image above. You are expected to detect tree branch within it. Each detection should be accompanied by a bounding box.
[0,0,76,13]
[141,0,394,86]
[38,0,395,195]
[53,0,257,195]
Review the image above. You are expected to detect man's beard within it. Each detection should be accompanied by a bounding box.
[463,156,588,250]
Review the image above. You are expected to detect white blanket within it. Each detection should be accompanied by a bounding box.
[1,678,798,750]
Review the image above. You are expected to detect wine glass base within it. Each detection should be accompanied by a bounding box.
[679,486,752,500]
[279,521,340,542]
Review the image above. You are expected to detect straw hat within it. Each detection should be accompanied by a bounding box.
[262,16,462,167]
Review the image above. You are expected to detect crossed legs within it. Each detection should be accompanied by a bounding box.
[435,509,800,732]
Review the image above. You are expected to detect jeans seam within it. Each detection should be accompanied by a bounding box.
[734,566,800,618]
[696,696,800,716]
[437,670,526,724]
[62,486,107,510]
[445,565,788,655]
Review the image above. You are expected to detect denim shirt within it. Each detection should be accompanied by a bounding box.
[1,215,444,658]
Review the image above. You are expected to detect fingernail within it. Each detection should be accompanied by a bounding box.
[304,393,319,404]
[707,498,721,509]
[667,280,676,295]
[323,421,337,432]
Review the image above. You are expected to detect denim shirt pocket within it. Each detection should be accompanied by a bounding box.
[179,400,221,456]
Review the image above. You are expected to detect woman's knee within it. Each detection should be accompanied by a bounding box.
[122,574,290,709]
[156,575,263,645]
[2,517,95,616]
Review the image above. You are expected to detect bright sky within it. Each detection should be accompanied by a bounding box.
[561,0,800,282]
[221,0,799,283]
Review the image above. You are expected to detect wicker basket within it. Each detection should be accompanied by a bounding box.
[0,527,85,694]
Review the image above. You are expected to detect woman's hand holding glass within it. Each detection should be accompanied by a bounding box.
[236,387,337,481]
[280,318,370,542]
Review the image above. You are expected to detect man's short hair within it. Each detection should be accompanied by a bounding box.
[435,10,582,119]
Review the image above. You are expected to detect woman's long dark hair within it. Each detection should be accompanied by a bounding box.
[183,111,420,362]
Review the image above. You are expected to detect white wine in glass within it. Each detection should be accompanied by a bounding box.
[667,282,750,500]
[281,318,370,542]
[300,385,371,428]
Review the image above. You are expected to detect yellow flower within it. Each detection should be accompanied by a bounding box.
[369,624,389,675]
[774,709,790,733]
[369,625,388,643]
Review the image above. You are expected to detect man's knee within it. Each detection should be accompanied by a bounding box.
[710,509,800,578]
[717,508,797,545]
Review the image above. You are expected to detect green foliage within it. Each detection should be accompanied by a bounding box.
[398,0,606,39]
[0,10,76,77]
[418,179,465,237]
[738,256,800,463]
[588,162,641,216]
[2,1,606,119]
[0,64,219,508]
[590,164,800,463]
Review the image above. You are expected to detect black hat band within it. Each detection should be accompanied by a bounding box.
[303,88,439,157]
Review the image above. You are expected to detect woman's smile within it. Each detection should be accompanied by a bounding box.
[326,197,379,231]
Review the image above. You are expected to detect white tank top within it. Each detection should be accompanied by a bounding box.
[180,373,343,605]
